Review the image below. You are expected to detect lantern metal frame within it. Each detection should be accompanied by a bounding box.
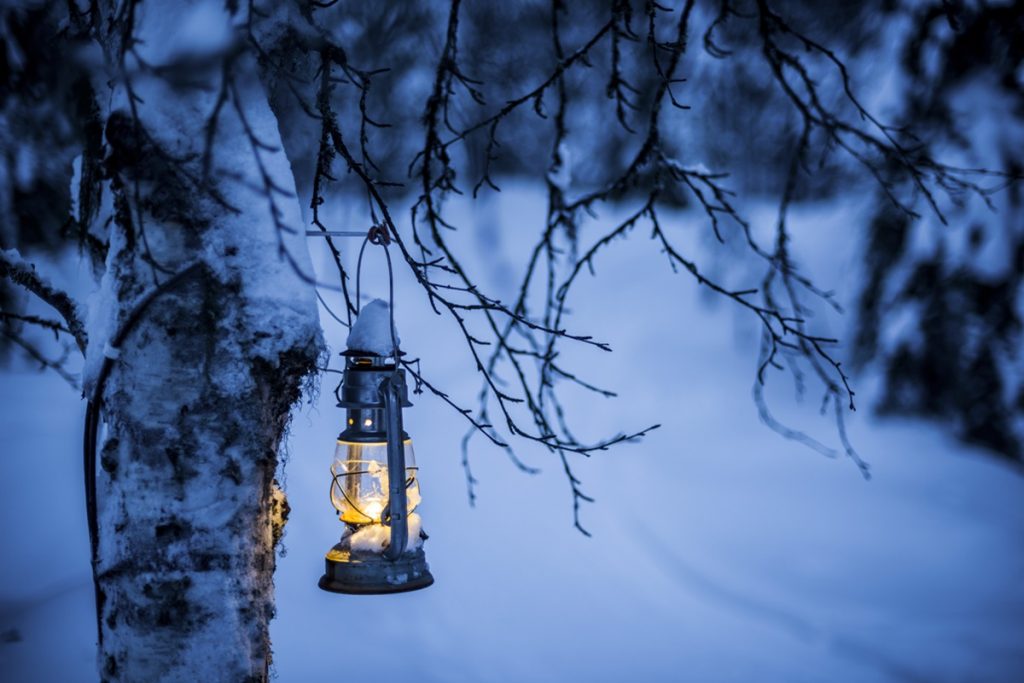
[312,226,434,595]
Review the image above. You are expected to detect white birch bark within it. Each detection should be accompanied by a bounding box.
[84,2,321,680]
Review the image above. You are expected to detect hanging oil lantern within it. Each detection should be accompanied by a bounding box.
[317,289,433,593]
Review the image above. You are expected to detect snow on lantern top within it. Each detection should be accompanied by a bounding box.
[345,299,400,356]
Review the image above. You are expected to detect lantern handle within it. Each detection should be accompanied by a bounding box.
[355,224,401,361]
[380,373,409,561]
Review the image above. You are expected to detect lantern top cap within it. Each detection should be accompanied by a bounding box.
[346,299,401,357]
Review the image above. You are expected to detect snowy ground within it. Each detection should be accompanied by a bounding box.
[2,184,1023,682]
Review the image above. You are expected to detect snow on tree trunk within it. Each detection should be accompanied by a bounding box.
[85,2,320,680]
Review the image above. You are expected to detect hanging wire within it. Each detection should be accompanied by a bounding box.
[316,289,350,328]
[354,223,401,362]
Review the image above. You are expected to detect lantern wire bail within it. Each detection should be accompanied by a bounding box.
[354,223,400,362]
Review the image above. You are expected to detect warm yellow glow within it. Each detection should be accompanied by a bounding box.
[362,499,384,519]
[348,418,354,425]
[330,439,421,525]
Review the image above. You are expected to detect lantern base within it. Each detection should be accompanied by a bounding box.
[318,546,434,595]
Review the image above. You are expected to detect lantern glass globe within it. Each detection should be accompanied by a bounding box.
[330,438,421,524]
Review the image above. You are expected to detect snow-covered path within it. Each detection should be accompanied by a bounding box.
[2,186,1022,681]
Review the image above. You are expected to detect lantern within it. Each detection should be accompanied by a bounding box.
[318,306,434,595]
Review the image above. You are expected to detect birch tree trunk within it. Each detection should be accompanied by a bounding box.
[84,3,321,680]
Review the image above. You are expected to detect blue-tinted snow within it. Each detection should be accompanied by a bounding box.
[2,185,1023,682]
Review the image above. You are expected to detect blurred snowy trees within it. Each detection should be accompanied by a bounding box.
[852,0,1024,459]
[1,0,1019,520]
[254,0,1024,462]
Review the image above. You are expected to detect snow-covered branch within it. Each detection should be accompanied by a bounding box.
[0,249,88,353]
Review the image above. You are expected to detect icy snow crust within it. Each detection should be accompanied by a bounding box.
[346,298,400,355]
